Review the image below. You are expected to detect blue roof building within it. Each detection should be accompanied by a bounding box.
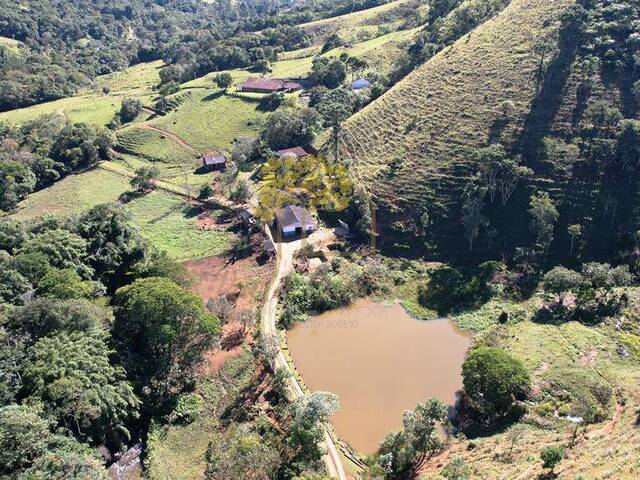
[351,78,371,91]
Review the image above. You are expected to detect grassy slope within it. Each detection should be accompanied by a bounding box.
[299,0,425,45]
[337,0,573,214]
[8,167,231,261]
[147,90,263,152]
[0,61,161,126]
[443,306,640,480]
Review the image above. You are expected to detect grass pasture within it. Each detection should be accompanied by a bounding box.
[0,60,161,127]
[8,168,131,220]
[148,90,264,152]
[125,189,232,261]
[299,0,424,46]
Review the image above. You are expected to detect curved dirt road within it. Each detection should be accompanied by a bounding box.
[261,232,347,480]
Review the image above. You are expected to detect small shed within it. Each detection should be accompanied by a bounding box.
[276,146,309,159]
[275,205,316,236]
[351,78,371,91]
[202,152,226,171]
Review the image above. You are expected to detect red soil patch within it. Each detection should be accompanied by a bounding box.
[186,245,274,373]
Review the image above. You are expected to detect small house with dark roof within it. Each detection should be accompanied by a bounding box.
[276,146,309,159]
[351,78,371,91]
[238,77,303,94]
[202,152,226,171]
[275,205,316,236]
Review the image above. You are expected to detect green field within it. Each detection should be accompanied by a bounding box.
[148,90,264,151]
[9,168,131,220]
[299,0,425,45]
[8,167,231,261]
[115,127,212,188]
[0,61,161,127]
[125,190,232,261]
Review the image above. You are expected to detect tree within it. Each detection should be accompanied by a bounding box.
[113,277,220,413]
[0,404,50,474]
[567,224,582,255]
[528,192,559,252]
[10,251,51,286]
[542,266,583,305]
[259,108,322,151]
[0,269,32,305]
[504,424,527,461]
[18,228,92,278]
[321,33,345,54]
[256,154,351,220]
[0,160,36,211]
[441,456,471,480]
[316,87,354,161]
[49,123,113,172]
[130,165,160,191]
[540,446,563,474]
[462,347,530,420]
[580,262,633,303]
[73,203,147,290]
[287,392,339,466]
[205,429,280,480]
[377,398,448,479]
[0,404,108,479]
[120,97,143,123]
[461,184,487,251]
[5,297,109,344]
[36,268,101,300]
[23,330,140,444]
[583,100,622,137]
[213,72,233,90]
[310,57,347,89]
[231,179,251,203]
[475,145,532,205]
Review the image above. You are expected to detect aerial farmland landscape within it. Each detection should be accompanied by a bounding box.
[0,1,639,479]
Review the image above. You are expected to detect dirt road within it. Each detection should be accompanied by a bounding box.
[260,228,347,480]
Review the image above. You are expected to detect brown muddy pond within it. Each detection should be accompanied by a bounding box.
[286,300,471,455]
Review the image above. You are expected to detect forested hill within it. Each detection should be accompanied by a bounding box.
[337,0,640,268]
[0,0,390,111]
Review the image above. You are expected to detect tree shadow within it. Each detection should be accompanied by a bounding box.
[517,35,580,170]
[201,90,226,102]
[488,117,510,144]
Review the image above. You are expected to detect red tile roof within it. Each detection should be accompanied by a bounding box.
[240,77,303,92]
[241,77,285,91]
[276,146,308,158]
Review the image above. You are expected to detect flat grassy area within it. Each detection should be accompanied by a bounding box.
[126,190,232,261]
[148,90,263,152]
[0,61,161,127]
[8,168,131,220]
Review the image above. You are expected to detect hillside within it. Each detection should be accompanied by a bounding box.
[336,0,575,253]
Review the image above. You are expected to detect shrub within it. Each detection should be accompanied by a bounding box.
[462,346,530,421]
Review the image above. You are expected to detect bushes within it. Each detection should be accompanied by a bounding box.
[279,257,388,328]
[461,346,530,422]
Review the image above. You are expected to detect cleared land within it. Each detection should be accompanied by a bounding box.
[148,90,263,152]
[9,168,131,220]
[0,61,161,126]
[7,166,231,261]
[299,0,426,46]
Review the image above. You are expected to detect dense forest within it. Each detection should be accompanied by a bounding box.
[0,0,394,110]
